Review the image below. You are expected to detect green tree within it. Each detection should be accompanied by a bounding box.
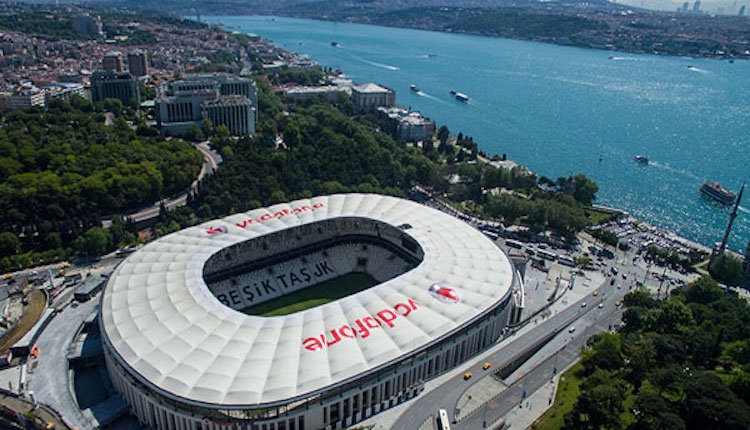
[582,332,625,375]
[573,173,598,206]
[201,119,215,137]
[0,232,19,257]
[74,226,112,257]
[709,253,744,284]
[564,369,627,429]
[682,373,750,430]
[215,125,231,141]
[680,276,723,305]
[184,124,204,142]
[728,371,750,406]
[630,391,685,430]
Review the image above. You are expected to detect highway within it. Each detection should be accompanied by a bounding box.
[391,273,627,430]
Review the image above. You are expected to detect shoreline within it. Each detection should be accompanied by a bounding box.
[204,12,750,62]
[265,40,726,258]
[205,15,748,255]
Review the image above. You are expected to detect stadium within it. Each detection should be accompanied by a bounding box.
[100,194,524,430]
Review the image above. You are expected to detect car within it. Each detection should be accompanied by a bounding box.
[483,362,492,370]
[598,303,604,309]
[622,273,628,280]
[568,326,576,333]
[61,262,71,268]
[615,301,622,307]
[464,372,472,380]
[581,302,587,307]
[592,290,599,296]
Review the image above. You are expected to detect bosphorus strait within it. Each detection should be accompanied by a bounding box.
[206,15,750,252]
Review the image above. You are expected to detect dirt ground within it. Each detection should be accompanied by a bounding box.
[0,289,47,352]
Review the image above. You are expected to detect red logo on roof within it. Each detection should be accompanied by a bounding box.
[429,283,460,304]
[203,225,228,237]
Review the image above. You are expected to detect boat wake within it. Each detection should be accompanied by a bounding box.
[360,59,400,71]
[648,161,700,180]
[739,206,750,215]
[686,65,709,74]
[415,92,446,104]
[608,56,643,62]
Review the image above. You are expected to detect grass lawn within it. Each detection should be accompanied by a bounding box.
[530,362,584,430]
[242,272,378,317]
[584,208,615,226]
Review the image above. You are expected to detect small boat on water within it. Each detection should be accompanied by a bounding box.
[410,84,420,92]
[427,53,438,58]
[700,181,735,205]
[331,41,340,47]
[450,90,469,102]
[634,155,649,165]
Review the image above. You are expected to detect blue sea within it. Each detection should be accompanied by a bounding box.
[204,16,750,252]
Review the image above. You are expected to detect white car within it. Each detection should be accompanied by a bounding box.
[598,303,604,309]
[568,326,576,333]
[581,302,587,307]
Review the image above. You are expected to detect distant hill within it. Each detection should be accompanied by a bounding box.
[8,0,746,15]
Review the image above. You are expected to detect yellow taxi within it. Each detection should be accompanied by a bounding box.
[482,362,492,370]
[464,372,472,380]
[61,262,71,268]
[592,290,599,296]
[615,301,622,307]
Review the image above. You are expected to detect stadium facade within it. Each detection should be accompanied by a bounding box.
[100,194,524,430]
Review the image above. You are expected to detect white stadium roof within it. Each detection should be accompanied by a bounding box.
[100,194,514,407]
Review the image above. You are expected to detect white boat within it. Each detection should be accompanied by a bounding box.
[450,90,469,102]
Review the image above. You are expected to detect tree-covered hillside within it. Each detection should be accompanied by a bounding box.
[561,277,750,430]
[0,97,202,269]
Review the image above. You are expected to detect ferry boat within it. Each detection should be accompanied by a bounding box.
[700,181,735,205]
[450,90,469,102]
[410,84,420,92]
[634,155,649,165]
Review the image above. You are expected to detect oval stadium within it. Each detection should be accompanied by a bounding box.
[100,193,524,430]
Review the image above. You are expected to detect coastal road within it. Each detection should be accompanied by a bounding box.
[391,277,626,430]
[455,298,624,429]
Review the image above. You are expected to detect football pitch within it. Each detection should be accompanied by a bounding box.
[242,272,378,317]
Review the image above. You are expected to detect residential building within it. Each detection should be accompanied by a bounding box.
[201,95,256,136]
[351,83,395,109]
[127,50,149,77]
[378,107,435,143]
[0,85,46,111]
[156,75,257,136]
[71,13,103,38]
[283,85,348,103]
[102,52,124,72]
[90,70,141,105]
[44,82,85,103]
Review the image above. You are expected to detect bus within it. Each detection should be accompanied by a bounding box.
[116,247,137,258]
[438,408,451,430]
[558,255,576,267]
[482,230,499,240]
[505,239,524,249]
[537,249,557,261]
